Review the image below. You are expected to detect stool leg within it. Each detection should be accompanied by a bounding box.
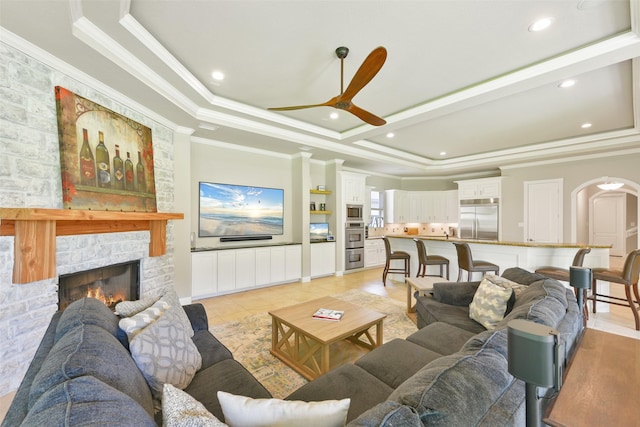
[591,278,597,314]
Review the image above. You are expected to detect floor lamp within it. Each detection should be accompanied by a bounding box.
[507,319,561,427]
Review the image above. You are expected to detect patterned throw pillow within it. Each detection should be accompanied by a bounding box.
[163,384,228,427]
[129,307,202,399]
[115,295,161,317]
[159,288,195,338]
[481,274,528,297]
[119,300,169,340]
[469,279,514,329]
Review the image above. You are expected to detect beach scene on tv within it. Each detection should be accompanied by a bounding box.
[199,182,284,237]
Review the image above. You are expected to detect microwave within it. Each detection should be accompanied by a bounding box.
[346,204,363,221]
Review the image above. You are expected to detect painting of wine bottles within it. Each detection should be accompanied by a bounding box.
[54,86,157,212]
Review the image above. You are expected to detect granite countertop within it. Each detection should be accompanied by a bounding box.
[383,234,611,249]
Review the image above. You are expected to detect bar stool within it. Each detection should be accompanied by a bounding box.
[413,238,449,279]
[587,249,640,331]
[453,242,499,282]
[382,237,410,286]
[535,248,591,282]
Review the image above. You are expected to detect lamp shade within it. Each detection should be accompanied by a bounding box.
[569,266,592,289]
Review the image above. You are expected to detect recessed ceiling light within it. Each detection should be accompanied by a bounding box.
[529,17,553,32]
[386,132,395,138]
[211,70,225,81]
[329,112,339,120]
[440,151,447,156]
[581,123,592,128]
[558,79,576,88]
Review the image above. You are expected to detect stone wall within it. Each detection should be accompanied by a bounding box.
[0,41,176,396]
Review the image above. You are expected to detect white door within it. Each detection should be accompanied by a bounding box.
[590,193,625,256]
[524,179,562,243]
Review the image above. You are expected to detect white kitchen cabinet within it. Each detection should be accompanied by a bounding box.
[456,178,502,200]
[285,245,302,280]
[385,190,409,223]
[310,242,336,277]
[364,239,385,267]
[343,172,367,204]
[217,251,236,293]
[444,190,459,222]
[191,251,217,298]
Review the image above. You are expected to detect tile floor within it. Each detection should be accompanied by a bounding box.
[198,260,640,341]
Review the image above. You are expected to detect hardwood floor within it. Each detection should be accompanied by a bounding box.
[197,260,640,340]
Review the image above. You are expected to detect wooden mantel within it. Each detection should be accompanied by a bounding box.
[0,208,184,284]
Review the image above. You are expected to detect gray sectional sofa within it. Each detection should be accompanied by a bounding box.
[3,267,582,426]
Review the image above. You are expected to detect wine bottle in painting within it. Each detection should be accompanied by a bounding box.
[112,144,124,190]
[79,128,95,186]
[95,131,111,188]
[125,152,134,191]
[136,151,146,193]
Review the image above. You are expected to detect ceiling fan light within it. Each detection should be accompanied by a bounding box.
[597,178,623,191]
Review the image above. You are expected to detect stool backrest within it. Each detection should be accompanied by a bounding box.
[572,248,591,267]
[453,242,473,270]
[414,238,427,264]
[622,249,640,284]
[382,237,392,258]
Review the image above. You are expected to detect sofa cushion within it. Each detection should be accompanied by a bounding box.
[28,324,154,417]
[501,267,547,285]
[348,401,422,427]
[406,322,476,355]
[286,364,394,423]
[22,376,156,427]
[389,330,514,426]
[55,297,119,341]
[496,278,568,329]
[416,296,486,333]
[163,383,228,427]
[432,281,480,306]
[128,306,202,399]
[469,278,514,329]
[355,338,442,388]
[218,391,350,427]
[184,358,272,421]
[193,329,234,370]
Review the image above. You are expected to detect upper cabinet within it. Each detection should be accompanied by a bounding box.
[456,177,502,200]
[385,189,459,224]
[343,172,367,204]
[385,190,409,223]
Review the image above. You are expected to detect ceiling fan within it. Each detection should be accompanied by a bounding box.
[268,46,387,126]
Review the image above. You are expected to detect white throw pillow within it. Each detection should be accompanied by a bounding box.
[217,391,350,427]
[115,295,160,317]
[469,278,514,329]
[163,384,228,427]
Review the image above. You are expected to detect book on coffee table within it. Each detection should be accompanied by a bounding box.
[312,308,344,321]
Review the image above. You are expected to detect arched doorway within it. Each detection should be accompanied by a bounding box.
[571,177,639,252]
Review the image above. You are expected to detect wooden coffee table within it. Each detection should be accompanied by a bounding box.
[268,296,386,380]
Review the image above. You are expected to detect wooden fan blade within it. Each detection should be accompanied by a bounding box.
[341,46,387,101]
[268,100,333,111]
[346,103,386,126]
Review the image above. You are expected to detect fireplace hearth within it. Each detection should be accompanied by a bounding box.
[58,260,140,311]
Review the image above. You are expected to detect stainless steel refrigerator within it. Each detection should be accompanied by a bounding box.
[459,199,499,240]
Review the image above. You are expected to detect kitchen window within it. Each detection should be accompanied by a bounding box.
[369,190,384,227]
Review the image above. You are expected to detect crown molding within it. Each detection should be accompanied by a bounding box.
[0,26,180,132]
[191,136,292,159]
[500,146,640,171]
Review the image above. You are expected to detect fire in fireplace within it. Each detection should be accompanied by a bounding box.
[58,260,140,311]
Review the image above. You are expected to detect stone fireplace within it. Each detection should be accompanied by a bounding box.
[58,260,140,311]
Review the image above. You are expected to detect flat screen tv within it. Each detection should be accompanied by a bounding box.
[199,182,284,237]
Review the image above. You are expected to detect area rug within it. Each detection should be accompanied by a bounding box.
[209,289,417,398]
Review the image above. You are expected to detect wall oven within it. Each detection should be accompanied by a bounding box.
[345,221,365,269]
[346,204,363,221]
[345,248,365,270]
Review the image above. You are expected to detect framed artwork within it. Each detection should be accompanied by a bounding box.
[55,86,157,212]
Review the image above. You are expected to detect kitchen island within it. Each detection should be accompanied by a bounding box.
[384,235,610,282]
